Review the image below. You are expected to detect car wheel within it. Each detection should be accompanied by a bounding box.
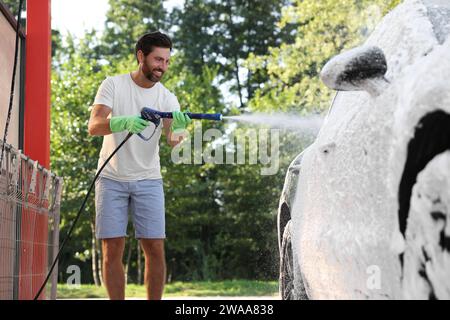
[280,220,294,300]
[280,220,309,300]
[402,151,450,299]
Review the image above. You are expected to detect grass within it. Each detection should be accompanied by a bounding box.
[57,280,279,299]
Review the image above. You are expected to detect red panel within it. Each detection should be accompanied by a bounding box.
[24,0,51,168]
[21,0,52,300]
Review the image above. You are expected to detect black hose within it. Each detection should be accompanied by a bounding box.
[0,0,24,173]
[34,124,159,300]
[33,132,134,300]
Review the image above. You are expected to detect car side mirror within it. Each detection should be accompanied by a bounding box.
[320,46,389,96]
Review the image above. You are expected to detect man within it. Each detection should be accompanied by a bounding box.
[88,31,190,300]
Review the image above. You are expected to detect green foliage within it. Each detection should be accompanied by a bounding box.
[1,0,24,16]
[171,0,296,107]
[385,0,403,13]
[50,0,404,285]
[1,0,26,28]
[101,0,167,59]
[246,0,403,114]
[51,32,112,281]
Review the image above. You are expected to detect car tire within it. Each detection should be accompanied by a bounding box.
[402,151,450,299]
[280,220,309,300]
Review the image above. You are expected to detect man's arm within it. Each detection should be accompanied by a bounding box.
[88,104,112,136]
[163,118,184,148]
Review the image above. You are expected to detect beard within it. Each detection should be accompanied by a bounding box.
[142,61,164,83]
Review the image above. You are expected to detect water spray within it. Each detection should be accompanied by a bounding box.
[222,112,324,134]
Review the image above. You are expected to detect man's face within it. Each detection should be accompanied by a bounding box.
[140,47,171,83]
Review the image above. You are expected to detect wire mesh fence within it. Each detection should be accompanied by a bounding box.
[0,140,63,300]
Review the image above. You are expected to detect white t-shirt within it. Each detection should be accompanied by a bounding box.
[93,73,180,181]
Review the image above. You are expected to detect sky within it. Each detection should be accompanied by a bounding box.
[51,0,110,37]
[51,0,184,37]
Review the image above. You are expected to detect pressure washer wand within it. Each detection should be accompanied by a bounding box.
[141,107,222,123]
[138,107,223,140]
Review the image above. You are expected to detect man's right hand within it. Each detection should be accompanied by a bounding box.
[110,115,149,134]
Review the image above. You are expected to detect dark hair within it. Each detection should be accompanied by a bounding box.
[135,31,172,63]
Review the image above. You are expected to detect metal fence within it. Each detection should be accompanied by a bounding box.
[0,140,63,300]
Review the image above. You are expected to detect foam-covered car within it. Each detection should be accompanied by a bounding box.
[278,0,450,299]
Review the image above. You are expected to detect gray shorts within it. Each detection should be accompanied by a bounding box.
[95,176,165,239]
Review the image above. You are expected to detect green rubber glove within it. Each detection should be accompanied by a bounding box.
[110,115,149,134]
[171,111,192,133]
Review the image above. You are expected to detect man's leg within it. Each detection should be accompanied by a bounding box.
[95,177,130,300]
[102,237,126,300]
[140,239,166,300]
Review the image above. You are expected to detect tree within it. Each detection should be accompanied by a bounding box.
[160,58,309,280]
[1,0,25,17]
[172,0,295,108]
[159,57,226,281]
[51,32,111,284]
[101,0,168,59]
[246,0,402,114]
[1,0,26,28]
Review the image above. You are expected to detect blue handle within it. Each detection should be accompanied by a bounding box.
[186,112,222,121]
[141,107,222,122]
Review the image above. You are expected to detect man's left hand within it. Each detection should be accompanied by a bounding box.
[171,111,192,133]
